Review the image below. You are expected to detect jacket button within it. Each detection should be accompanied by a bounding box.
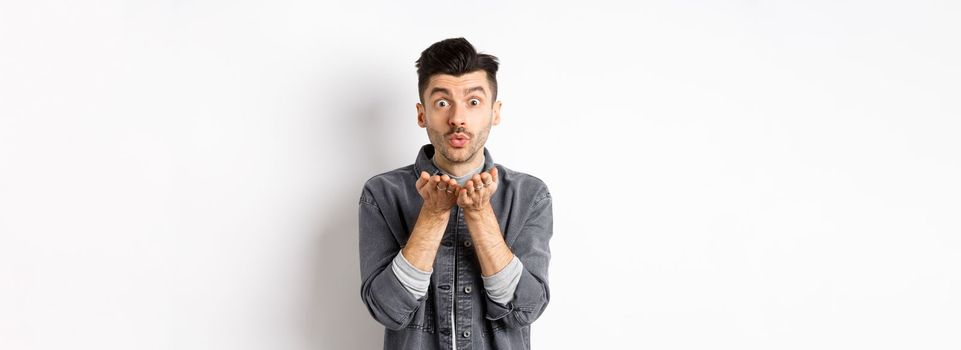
[464,240,472,247]
[464,286,472,294]
[463,331,471,338]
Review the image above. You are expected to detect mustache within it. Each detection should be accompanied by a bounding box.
[446,127,472,138]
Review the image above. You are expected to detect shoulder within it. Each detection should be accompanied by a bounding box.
[360,164,417,206]
[495,163,552,206]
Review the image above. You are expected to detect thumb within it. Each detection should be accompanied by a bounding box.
[416,171,429,189]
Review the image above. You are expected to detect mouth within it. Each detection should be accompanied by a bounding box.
[448,133,470,148]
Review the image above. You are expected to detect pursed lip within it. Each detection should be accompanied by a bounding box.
[448,133,471,140]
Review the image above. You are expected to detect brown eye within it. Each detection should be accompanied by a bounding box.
[436,100,449,108]
[469,99,480,106]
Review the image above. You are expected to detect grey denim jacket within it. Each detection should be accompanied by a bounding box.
[359,145,553,350]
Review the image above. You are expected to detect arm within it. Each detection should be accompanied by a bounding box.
[465,205,525,306]
[402,171,460,271]
[489,193,552,328]
[463,205,514,277]
[358,173,459,330]
[460,168,514,276]
[400,206,450,271]
[459,168,553,328]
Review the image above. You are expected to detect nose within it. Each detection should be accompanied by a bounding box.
[448,102,467,127]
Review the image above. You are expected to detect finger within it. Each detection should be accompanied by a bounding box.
[485,171,498,193]
[446,179,458,195]
[480,172,493,186]
[479,172,496,195]
[489,167,500,191]
[436,175,451,192]
[469,175,483,192]
[428,175,442,195]
[465,180,475,196]
[416,171,429,188]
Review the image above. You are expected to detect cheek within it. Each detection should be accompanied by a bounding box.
[427,110,449,123]
[477,110,494,125]
[466,108,488,119]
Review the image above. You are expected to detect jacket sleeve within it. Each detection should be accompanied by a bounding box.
[358,187,424,330]
[484,192,552,328]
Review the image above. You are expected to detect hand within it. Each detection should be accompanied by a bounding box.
[457,167,499,212]
[416,171,460,215]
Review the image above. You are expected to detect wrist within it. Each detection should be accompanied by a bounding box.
[420,205,452,220]
[463,204,493,219]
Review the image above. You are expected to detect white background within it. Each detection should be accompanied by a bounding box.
[2,1,959,349]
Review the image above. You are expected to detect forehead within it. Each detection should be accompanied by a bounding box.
[426,70,491,96]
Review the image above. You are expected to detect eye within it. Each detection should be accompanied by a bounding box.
[436,100,449,108]
[469,99,480,106]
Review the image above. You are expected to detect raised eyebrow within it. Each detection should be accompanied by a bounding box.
[429,87,452,98]
[464,86,488,97]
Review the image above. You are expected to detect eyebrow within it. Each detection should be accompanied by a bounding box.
[428,86,489,98]
[428,87,451,98]
[463,86,488,97]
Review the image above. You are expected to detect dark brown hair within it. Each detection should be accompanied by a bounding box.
[415,37,499,104]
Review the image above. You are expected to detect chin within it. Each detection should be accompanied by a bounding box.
[442,148,474,163]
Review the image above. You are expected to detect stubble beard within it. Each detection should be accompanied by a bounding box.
[427,121,492,165]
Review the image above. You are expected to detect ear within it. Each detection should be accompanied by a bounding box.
[492,100,502,126]
[416,102,427,128]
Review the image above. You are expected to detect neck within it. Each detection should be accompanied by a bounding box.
[433,152,484,178]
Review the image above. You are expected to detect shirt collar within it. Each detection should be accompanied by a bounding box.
[413,144,494,178]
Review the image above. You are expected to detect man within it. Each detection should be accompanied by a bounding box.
[358,37,553,349]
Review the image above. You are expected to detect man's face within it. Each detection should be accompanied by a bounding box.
[417,70,501,165]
